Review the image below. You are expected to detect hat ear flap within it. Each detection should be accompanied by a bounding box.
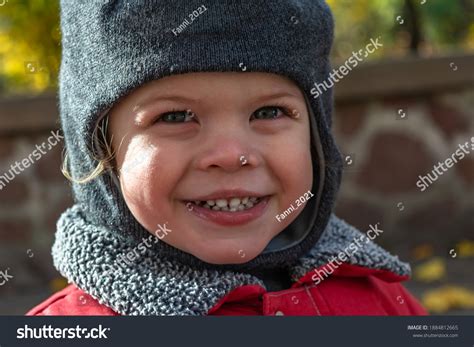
[258,91,331,257]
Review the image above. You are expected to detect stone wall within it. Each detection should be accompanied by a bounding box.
[334,90,474,256]
[332,54,474,258]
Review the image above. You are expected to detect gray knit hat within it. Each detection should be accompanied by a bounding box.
[59,0,342,271]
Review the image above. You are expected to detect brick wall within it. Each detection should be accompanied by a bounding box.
[331,53,474,259]
[333,90,473,257]
[0,54,473,314]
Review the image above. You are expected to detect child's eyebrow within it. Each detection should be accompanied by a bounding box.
[137,95,198,110]
[254,92,300,103]
[138,91,298,109]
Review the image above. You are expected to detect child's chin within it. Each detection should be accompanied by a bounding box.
[194,251,259,265]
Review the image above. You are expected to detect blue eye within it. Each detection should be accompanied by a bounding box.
[156,110,195,123]
[251,106,287,120]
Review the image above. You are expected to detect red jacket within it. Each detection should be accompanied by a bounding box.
[27,263,426,316]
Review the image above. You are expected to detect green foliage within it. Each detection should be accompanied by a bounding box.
[328,0,474,61]
[421,0,474,49]
[0,0,60,95]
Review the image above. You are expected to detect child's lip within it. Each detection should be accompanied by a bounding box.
[183,196,270,226]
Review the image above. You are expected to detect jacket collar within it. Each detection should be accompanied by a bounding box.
[53,205,410,316]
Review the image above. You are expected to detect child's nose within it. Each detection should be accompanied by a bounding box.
[194,137,259,173]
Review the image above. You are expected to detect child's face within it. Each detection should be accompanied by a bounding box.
[108,72,313,264]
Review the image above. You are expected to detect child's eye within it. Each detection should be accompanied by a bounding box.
[156,110,195,123]
[251,106,288,120]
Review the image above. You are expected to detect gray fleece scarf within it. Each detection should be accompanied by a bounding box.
[53,205,410,316]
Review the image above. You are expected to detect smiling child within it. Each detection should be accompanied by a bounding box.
[27,0,426,316]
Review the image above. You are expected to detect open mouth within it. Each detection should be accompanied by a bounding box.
[183,194,271,226]
[186,196,263,212]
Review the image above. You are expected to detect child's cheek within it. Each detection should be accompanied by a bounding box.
[119,140,156,185]
[279,137,313,189]
[118,140,173,230]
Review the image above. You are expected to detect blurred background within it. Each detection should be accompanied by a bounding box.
[0,0,473,314]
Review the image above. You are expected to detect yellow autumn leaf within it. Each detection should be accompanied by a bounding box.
[467,23,474,49]
[412,244,434,261]
[49,277,69,292]
[457,240,474,258]
[413,258,446,282]
[423,286,474,313]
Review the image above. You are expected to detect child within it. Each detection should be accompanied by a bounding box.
[28,0,426,316]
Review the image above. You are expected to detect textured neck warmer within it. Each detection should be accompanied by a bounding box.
[53,206,410,315]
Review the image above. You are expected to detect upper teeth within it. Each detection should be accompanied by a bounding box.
[190,196,260,211]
